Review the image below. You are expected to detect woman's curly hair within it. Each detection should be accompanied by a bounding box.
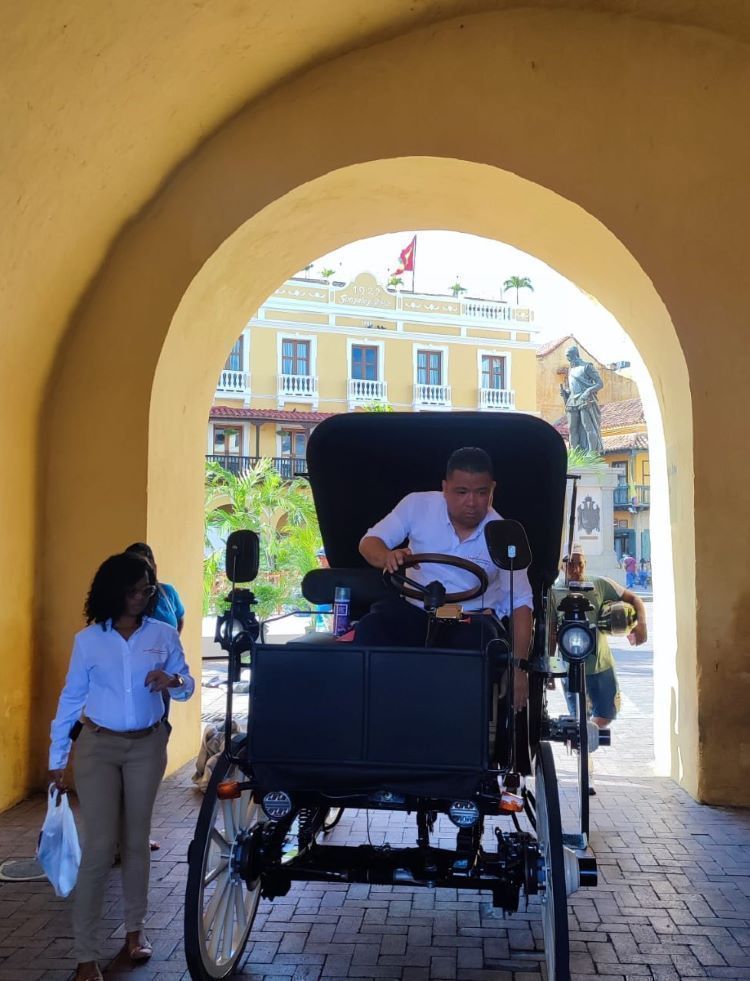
[84,552,158,625]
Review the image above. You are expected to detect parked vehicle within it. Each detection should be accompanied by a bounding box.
[185,411,605,981]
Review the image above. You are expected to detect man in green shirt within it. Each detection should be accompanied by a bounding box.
[552,546,647,728]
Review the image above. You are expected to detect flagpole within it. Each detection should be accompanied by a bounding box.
[411,234,417,293]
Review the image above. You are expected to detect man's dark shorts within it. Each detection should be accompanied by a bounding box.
[564,667,620,721]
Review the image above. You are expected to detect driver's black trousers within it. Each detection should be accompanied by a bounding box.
[354,598,494,649]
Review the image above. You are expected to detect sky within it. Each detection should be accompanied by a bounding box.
[304,230,640,369]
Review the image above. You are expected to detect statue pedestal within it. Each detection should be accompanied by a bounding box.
[564,465,623,584]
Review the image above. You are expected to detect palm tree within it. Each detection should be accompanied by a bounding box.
[320,267,336,282]
[204,459,322,617]
[502,275,534,304]
[388,276,403,288]
[449,278,467,297]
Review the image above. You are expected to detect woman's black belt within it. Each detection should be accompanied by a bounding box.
[82,716,161,739]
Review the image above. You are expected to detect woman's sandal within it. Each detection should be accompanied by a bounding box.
[74,963,103,981]
[126,931,153,962]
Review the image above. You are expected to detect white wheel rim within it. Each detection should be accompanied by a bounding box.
[536,762,557,981]
[197,765,261,977]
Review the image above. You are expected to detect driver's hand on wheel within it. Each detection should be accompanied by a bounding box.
[384,548,417,573]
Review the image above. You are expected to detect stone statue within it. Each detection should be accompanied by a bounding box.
[560,345,604,453]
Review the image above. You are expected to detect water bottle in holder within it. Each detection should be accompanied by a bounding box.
[333,586,351,636]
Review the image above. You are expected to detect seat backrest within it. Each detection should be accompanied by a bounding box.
[302,567,393,619]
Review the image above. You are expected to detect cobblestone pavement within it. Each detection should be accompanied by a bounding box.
[3,602,750,980]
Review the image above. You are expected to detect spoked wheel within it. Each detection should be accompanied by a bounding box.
[185,740,261,980]
[323,807,344,832]
[535,741,570,981]
[576,686,590,842]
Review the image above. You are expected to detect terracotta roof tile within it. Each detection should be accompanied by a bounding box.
[602,431,649,452]
[536,335,576,358]
[210,406,333,423]
[554,397,645,436]
[599,397,645,427]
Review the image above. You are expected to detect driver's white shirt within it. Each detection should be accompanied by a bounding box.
[363,491,533,616]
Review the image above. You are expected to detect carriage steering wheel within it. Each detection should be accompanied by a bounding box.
[386,553,489,606]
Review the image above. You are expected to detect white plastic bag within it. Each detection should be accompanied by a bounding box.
[36,785,81,897]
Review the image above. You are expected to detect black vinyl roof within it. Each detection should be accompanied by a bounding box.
[306,411,568,593]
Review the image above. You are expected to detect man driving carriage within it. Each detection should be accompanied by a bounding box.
[185,418,595,981]
[355,446,533,707]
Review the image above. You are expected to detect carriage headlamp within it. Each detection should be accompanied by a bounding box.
[556,590,596,663]
[557,622,596,662]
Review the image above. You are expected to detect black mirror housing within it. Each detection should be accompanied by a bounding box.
[225,530,260,583]
[484,519,533,571]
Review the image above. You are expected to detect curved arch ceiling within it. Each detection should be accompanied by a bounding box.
[3,0,750,393]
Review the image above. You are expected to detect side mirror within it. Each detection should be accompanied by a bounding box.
[484,519,532,571]
[225,530,260,583]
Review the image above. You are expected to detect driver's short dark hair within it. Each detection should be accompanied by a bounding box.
[446,446,494,479]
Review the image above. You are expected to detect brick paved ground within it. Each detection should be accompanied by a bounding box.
[3,602,750,980]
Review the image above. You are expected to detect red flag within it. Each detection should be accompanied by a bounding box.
[393,235,416,276]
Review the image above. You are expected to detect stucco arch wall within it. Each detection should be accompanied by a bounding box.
[33,8,750,806]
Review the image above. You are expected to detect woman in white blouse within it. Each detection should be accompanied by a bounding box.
[49,552,195,981]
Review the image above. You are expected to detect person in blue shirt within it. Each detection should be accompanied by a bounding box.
[124,542,185,855]
[49,552,194,981]
[125,542,185,633]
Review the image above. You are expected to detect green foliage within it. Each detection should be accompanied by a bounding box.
[502,275,534,304]
[361,401,394,413]
[204,459,322,619]
[567,446,606,469]
[388,276,403,288]
[320,267,336,281]
[449,279,467,297]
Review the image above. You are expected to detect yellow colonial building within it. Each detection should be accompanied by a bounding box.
[208,271,538,471]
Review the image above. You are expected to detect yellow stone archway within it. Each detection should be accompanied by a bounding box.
[15,7,748,807]
[150,155,688,790]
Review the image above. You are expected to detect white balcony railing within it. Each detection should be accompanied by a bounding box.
[413,383,452,408]
[462,299,515,322]
[216,369,250,394]
[278,373,319,406]
[478,387,516,411]
[347,378,388,406]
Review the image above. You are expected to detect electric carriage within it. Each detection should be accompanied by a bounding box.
[185,411,612,981]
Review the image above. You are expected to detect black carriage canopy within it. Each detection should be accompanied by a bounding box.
[251,412,567,798]
[304,410,568,605]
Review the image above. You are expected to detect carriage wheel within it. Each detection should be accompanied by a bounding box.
[323,807,344,832]
[535,741,570,981]
[576,687,590,842]
[527,667,546,759]
[185,741,260,981]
